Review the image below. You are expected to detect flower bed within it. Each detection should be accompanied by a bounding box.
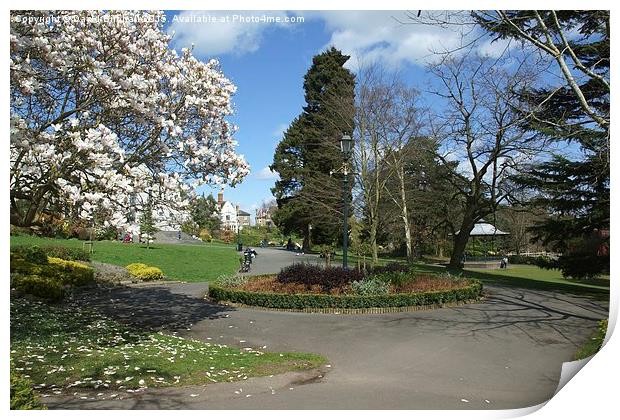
[208,267,483,312]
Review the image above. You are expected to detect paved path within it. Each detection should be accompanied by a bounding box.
[43,248,609,410]
[242,247,323,275]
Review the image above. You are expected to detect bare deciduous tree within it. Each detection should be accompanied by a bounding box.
[352,64,425,262]
[429,52,546,268]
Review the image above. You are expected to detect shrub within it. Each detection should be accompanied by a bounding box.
[133,267,164,281]
[126,263,149,271]
[43,246,91,261]
[367,262,410,276]
[554,253,609,279]
[208,280,483,310]
[276,263,364,292]
[94,225,118,240]
[507,255,526,264]
[368,271,414,288]
[10,364,46,410]
[199,228,213,242]
[350,277,390,296]
[11,274,65,302]
[507,255,553,266]
[216,273,247,288]
[10,225,33,237]
[510,252,607,279]
[181,220,200,236]
[10,245,48,264]
[10,256,94,288]
[126,263,164,281]
[219,229,236,243]
[47,257,95,286]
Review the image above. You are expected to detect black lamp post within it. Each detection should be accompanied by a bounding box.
[340,134,353,269]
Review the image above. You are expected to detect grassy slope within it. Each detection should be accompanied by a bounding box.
[10,236,238,282]
[331,252,608,295]
[303,250,609,296]
[10,299,326,392]
[412,263,609,296]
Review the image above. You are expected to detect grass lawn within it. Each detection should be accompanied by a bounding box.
[10,298,326,393]
[412,263,609,296]
[10,236,239,282]
[326,252,608,295]
[574,320,608,360]
[330,253,406,267]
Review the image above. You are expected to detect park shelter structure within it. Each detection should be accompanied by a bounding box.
[456,220,510,268]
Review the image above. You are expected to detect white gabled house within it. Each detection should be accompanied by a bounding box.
[217,189,250,231]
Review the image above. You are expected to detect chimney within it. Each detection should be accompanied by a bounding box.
[217,188,224,207]
[235,204,240,214]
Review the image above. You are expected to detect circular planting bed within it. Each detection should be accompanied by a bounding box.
[207,264,483,313]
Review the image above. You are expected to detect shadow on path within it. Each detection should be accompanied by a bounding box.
[381,286,608,346]
[70,285,234,331]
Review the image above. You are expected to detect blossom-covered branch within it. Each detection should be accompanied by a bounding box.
[10,10,249,228]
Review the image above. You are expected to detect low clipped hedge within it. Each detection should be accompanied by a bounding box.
[126,263,164,281]
[208,280,483,310]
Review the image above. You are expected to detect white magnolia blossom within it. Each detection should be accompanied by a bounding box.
[10,10,249,228]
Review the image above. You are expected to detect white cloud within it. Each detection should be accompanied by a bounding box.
[167,10,507,69]
[255,166,279,180]
[307,11,468,70]
[477,38,513,59]
[168,11,294,56]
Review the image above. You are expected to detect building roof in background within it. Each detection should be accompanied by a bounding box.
[456,220,509,236]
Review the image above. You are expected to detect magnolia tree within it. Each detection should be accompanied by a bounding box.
[10,10,249,229]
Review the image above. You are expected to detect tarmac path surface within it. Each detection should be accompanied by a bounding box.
[43,249,608,409]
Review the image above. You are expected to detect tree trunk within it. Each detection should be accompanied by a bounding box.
[11,185,53,227]
[369,220,378,263]
[449,214,476,269]
[402,213,413,261]
[398,166,413,261]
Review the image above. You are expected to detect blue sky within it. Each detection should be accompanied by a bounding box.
[161,11,547,221]
[161,11,454,220]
